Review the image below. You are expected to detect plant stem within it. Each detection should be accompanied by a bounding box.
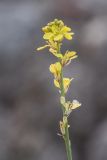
[57,42,72,160]
[64,119,72,160]
[60,67,72,160]
[60,66,72,160]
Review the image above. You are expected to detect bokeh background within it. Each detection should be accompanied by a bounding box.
[0,0,107,160]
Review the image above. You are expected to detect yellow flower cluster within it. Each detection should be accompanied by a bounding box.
[37,19,77,66]
[42,19,74,41]
[37,19,81,116]
[37,19,78,94]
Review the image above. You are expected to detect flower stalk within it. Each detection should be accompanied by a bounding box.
[60,65,72,160]
[37,19,81,160]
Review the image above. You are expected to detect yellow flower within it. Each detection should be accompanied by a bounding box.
[54,79,60,88]
[60,96,81,116]
[65,100,81,114]
[49,62,61,80]
[37,19,76,62]
[63,78,73,93]
[42,19,74,42]
[62,51,78,66]
[72,100,81,109]
[60,98,81,116]
[54,78,73,93]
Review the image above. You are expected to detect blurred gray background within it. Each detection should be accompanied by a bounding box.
[0,0,107,160]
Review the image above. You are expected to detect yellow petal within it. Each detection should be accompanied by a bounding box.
[43,33,53,40]
[51,25,57,33]
[55,62,61,72]
[64,32,74,40]
[54,34,63,41]
[42,26,49,32]
[49,62,61,78]
[54,79,60,88]
[61,26,71,33]
[37,45,49,51]
[63,78,72,86]
[66,51,78,61]
[63,78,73,93]
[49,64,56,73]
[62,51,78,66]
[66,51,76,58]
[58,20,64,26]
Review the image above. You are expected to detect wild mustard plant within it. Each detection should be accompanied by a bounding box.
[37,19,81,160]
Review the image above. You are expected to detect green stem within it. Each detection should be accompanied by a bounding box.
[64,119,72,160]
[60,67,65,114]
[60,67,72,160]
[57,42,72,160]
